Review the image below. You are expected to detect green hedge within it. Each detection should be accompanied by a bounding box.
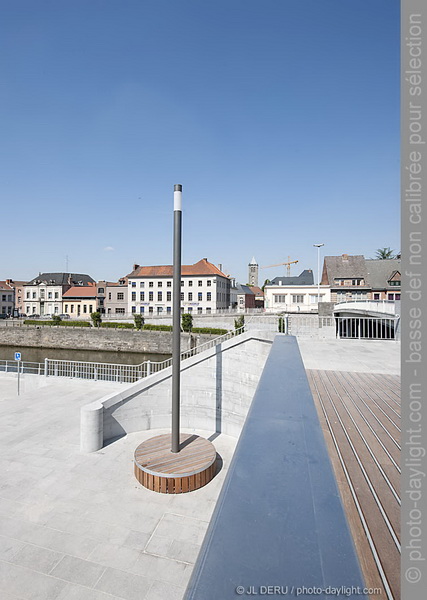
[192,327,228,335]
[24,320,91,327]
[100,322,134,329]
[142,324,173,332]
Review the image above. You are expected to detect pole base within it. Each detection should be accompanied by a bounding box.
[134,433,217,494]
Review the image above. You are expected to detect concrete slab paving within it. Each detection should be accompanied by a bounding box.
[0,372,237,600]
[297,339,400,374]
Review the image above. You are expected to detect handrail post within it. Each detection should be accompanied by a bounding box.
[44,358,48,377]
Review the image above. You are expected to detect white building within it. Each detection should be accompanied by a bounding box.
[126,259,230,316]
[24,273,95,316]
[264,269,331,313]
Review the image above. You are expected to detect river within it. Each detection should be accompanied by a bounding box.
[0,345,170,366]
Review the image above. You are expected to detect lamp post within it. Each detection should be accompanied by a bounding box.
[172,184,182,453]
[313,243,324,308]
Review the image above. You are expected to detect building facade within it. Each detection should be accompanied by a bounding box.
[264,269,330,312]
[321,255,401,303]
[62,285,97,317]
[24,273,95,316]
[126,259,230,315]
[0,282,14,316]
[5,279,26,316]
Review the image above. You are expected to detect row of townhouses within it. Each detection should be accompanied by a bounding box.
[1,254,401,318]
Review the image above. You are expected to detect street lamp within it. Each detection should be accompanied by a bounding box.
[313,243,324,308]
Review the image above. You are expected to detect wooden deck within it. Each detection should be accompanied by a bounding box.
[307,370,401,600]
[134,433,217,494]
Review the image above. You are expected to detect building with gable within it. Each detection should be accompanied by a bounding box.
[264,269,331,313]
[24,273,95,316]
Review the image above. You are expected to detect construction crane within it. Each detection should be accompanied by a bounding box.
[261,257,299,277]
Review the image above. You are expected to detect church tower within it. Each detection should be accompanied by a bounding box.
[248,257,259,287]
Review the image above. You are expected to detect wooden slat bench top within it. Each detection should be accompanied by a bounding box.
[134,434,217,493]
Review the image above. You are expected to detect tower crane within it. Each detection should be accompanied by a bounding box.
[261,257,299,277]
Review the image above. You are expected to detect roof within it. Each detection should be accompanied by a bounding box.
[248,285,264,296]
[27,273,95,286]
[249,256,258,265]
[62,286,98,298]
[270,269,314,286]
[127,259,228,279]
[365,259,401,289]
[321,255,367,285]
[0,281,13,291]
[235,284,254,295]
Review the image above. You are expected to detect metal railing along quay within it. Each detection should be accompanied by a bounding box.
[0,326,246,384]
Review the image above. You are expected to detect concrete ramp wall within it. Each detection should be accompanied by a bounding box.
[81,330,274,452]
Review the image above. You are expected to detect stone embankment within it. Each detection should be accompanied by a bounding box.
[0,326,214,354]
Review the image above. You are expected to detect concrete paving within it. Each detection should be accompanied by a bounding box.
[298,339,400,375]
[0,338,400,599]
[0,373,237,600]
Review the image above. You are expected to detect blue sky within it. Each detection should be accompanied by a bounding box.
[1,0,400,284]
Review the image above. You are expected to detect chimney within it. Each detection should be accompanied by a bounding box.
[342,254,349,261]
[133,264,140,271]
[218,263,223,272]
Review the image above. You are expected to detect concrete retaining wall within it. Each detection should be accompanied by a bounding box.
[80,330,274,452]
[0,327,214,354]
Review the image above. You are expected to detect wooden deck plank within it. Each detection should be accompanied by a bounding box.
[307,369,401,600]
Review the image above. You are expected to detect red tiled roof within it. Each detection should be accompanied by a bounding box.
[248,286,264,296]
[127,259,228,278]
[63,286,97,298]
[0,281,13,291]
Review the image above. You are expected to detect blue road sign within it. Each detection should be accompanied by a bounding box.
[14,352,21,361]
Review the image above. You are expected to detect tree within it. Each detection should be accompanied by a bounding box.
[134,314,144,330]
[234,315,245,332]
[181,312,193,333]
[51,314,62,326]
[261,279,271,292]
[91,311,102,327]
[278,317,286,333]
[375,247,396,260]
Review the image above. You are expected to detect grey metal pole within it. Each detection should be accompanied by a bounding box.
[172,184,182,453]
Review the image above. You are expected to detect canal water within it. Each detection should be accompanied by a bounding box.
[0,345,170,366]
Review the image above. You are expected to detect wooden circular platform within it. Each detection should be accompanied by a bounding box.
[134,433,217,494]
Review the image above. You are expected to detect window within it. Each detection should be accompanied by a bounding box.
[71,305,74,313]
[83,305,87,313]
[206,307,211,314]
[198,292,202,301]
[207,280,211,286]
[188,292,193,301]
[188,280,193,287]
[132,306,136,313]
[158,281,162,287]
[98,288,104,293]
[274,295,287,303]
[167,307,171,313]
[167,281,172,287]
[47,292,52,299]
[140,281,144,287]
[198,280,202,287]
[54,292,59,299]
[149,291,153,301]
[157,307,163,314]
[115,308,125,314]
[140,306,144,313]
[352,292,368,300]
[108,292,112,300]
[140,292,144,301]
[198,307,203,314]
[158,292,162,301]
[373,293,380,300]
[207,292,211,301]
[181,292,184,301]
[181,280,184,287]
[132,282,136,287]
[32,292,36,298]
[149,307,153,313]
[117,292,124,301]
[188,307,193,312]
[26,291,30,299]
[389,280,401,286]
[167,291,171,301]
[149,282,154,287]
[336,292,347,302]
[292,295,304,304]
[65,304,68,313]
[26,306,30,313]
[131,292,136,301]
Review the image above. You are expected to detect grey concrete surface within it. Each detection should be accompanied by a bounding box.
[298,339,400,374]
[0,373,237,600]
